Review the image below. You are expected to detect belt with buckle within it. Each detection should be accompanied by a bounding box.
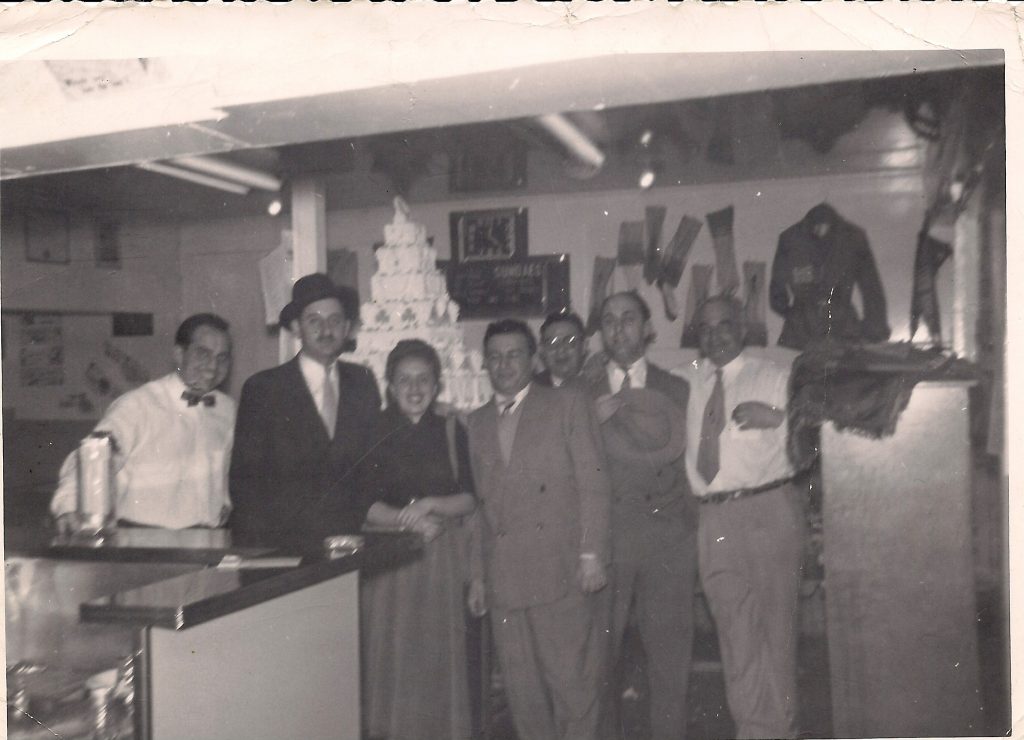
[698,476,794,505]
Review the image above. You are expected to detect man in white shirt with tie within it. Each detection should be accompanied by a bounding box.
[229,273,381,547]
[680,294,806,739]
[51,314,235,530]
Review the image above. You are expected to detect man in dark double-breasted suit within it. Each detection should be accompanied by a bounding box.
[229,273,381,547]
[467,318,611,740]
[585,291,698,740]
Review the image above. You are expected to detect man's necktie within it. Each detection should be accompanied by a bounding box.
[696,368,725,484]
[497,399,517,464]
[182,390,215,407]
[621,369,632,392]
[320,365,337,439]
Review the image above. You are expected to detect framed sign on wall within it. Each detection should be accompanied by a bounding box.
[449,207,528,264]
[440,254,570,319]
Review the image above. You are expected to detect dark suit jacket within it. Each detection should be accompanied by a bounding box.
[584,362,696,525]
[534,369,555,387]
[228,355,381,547]
[467,383,611,611]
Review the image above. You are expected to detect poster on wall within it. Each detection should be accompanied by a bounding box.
[3,311,160,421]
[440,254,570,319]
[18,313,64,387]
[449,208,528,263]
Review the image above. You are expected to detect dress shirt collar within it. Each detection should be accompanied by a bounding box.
[298,352,338,385]
[494,383,531,416]
[168,372,219,407]
[607,356,648,391]
[698,353,746,384]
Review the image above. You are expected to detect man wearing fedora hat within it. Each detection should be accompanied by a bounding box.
[678,294,805,739]
[586,291,698,740]
[229,273,381,547]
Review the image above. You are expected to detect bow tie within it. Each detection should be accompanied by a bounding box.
[182,390,216,407]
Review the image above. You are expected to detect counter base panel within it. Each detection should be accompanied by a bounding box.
[146,571,359,740]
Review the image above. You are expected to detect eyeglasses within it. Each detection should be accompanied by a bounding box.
[543,335,581,349]
[301,313,347,331]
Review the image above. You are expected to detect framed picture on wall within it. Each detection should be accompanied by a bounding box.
[95,219,121,269]
[25,210,70,264]
[449,207,527,264]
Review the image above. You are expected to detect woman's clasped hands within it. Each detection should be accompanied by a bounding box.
[398,498,444,542]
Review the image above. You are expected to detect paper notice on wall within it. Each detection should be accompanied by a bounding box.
[259,230,294,326]
[680,264,714,348]
[19,314,64,386]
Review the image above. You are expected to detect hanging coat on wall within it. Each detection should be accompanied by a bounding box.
[769,202,891,350]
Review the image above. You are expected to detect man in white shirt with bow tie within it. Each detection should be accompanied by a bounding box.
[679,294,806,739]
[51,313,235,531]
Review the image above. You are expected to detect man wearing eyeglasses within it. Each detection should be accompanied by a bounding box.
[536,311,588,388]
[229,273,381,547]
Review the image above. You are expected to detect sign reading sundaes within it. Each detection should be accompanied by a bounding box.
[352,197,492,410]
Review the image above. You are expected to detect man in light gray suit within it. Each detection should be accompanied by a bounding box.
[585,291,698,740]
[467,318,612,740]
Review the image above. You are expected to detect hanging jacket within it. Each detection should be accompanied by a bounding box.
[770,203,891,350]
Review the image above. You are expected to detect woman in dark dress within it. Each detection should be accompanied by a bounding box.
[360,339,476,740]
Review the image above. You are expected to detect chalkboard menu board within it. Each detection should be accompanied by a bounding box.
[441,255,570,319]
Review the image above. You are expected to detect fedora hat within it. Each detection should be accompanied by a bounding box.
[279,273,360,329]
[602,387,687,467]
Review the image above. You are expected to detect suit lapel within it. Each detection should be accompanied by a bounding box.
[505,386,543,473]
[587,366,613,398]
[647,363,666,394]
[331,361,351,450]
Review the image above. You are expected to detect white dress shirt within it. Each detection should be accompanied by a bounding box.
[677,354,793,497]
[606,356,648,392]
[51,373,236,528]
[298,352,339,410]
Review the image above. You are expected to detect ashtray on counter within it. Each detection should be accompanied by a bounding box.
[324,535,364,558]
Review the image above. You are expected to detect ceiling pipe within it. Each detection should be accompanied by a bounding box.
[136,161,250,195]
[172,155,283,192]
[536,113,606,170]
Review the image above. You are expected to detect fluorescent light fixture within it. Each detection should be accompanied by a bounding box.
[537,113,606,170]
[172,155,282,192]
[136,161,250,195]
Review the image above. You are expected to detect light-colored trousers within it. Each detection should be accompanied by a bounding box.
[491,589,606,740]
[698,482,807,740]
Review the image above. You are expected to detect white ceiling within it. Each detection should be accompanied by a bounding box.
[0,3,1011,179]
[0,49,1002,180]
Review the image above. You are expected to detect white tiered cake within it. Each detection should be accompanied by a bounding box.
[352,198,492,410]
